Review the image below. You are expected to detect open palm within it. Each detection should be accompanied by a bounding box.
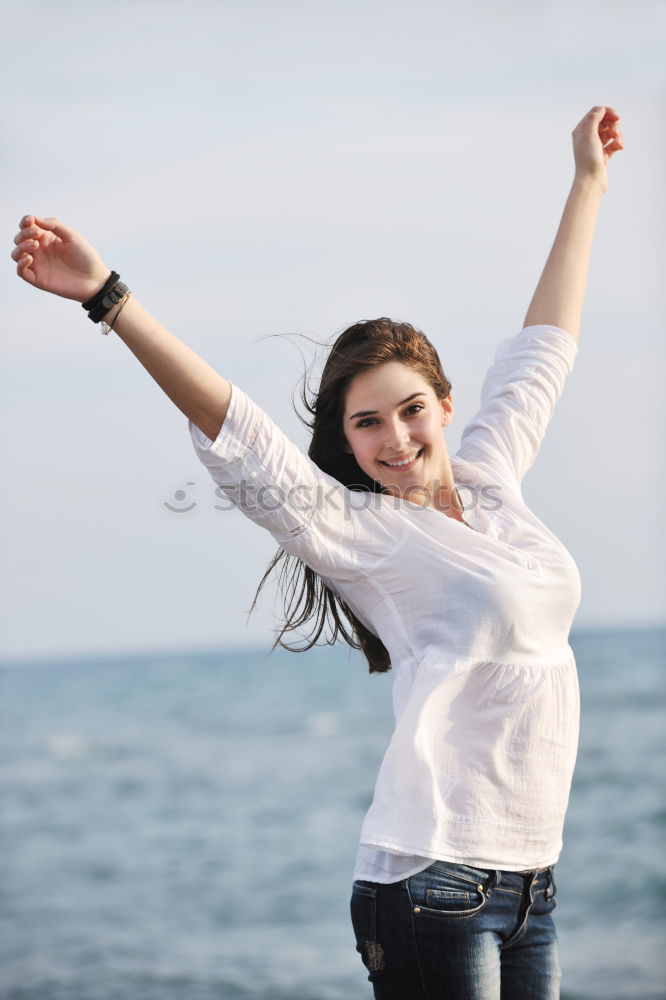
[11,216,110,303]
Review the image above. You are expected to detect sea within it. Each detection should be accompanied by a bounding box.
[1,625,664,1000]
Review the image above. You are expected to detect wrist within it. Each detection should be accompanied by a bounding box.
[82,272,130,327]
[572,170,607,196]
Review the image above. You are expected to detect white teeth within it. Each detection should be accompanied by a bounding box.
[384,450,420,467]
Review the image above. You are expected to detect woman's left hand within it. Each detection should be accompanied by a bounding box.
[572,106,623,192]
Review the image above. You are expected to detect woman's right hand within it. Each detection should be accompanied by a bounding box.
[11,215,111,303]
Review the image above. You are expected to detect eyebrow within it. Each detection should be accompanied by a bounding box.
[347,392,426,421]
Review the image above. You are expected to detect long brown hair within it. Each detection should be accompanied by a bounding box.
[251,317,452,673]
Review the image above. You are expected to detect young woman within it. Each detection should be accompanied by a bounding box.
[11,105,623,999]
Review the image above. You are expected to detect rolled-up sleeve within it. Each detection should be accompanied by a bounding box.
[189,383,393,582]
[457,325,578,489]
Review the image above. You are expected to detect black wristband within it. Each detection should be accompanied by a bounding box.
[82,271,118,311]
[82,272,129,324]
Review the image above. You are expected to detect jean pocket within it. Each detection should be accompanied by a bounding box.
[350,881,385,975]
[407,863,491,921]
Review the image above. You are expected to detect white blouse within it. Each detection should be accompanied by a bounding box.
[190,324,581,880]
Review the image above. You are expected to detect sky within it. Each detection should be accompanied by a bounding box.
[1,0,664,661]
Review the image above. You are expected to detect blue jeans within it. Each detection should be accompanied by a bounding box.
[350,861,560,999]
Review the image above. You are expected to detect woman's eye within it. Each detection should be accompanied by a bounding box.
[356,405,423,428]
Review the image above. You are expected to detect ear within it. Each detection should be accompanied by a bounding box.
[439,393,454,427]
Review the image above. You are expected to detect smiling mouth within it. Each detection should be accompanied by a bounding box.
[379,448,424,470]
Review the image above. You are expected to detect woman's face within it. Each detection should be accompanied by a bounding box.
[342,360,453,502]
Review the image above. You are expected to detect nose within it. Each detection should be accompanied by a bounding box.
[384,416,411,453]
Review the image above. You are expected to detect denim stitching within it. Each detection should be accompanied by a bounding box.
[406,879,432,998]
[409,876,491,921]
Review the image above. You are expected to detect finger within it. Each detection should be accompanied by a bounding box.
[20,214,34,228]
[34,216,77,241]
[604,137,624,155]
[600,120,621,137]
[14,223,49,244]
[590,105,620,122]
[11,240,39,261]
[16,253,36,284]
[573,107,607,135]
[599,125,622,146]
[14,225,41,244]
[602,125,624,144]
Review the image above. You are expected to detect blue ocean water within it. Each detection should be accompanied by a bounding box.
[1,626,664,1000]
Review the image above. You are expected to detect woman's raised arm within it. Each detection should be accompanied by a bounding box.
[11,216,231,441]
[522,106,624,342]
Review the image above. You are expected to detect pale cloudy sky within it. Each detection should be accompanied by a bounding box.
[1,0,664,660]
